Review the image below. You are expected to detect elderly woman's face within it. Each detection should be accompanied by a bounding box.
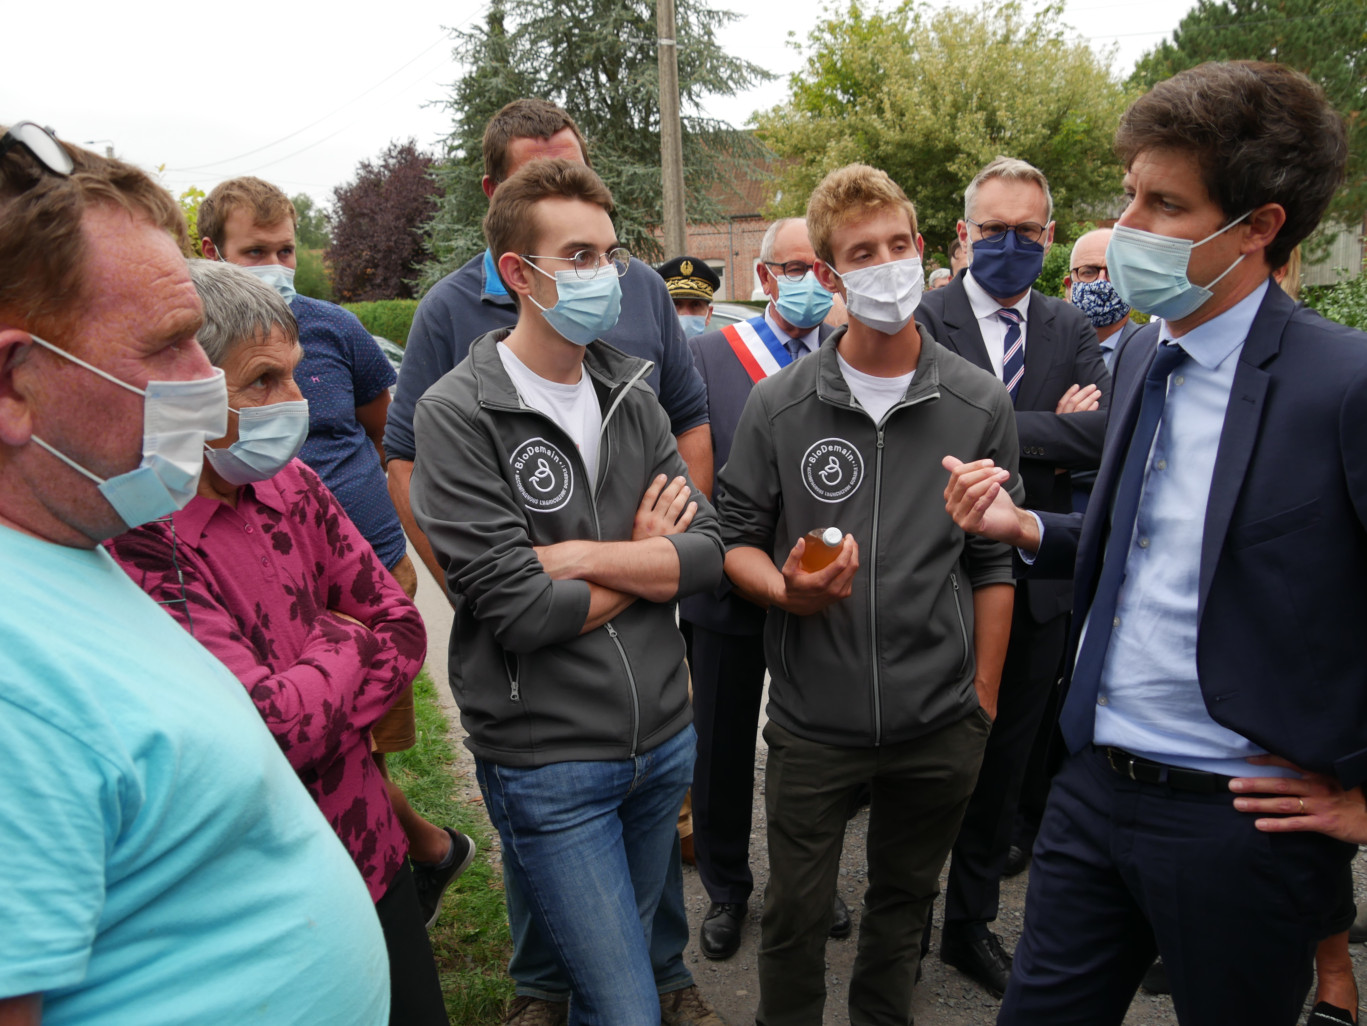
[206,325,304,451]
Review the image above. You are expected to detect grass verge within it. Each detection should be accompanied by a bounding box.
[387,669,514,1024]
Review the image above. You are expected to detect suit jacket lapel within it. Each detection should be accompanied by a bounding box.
[940,279,994,372]
[1017,293,1058,410]
[1198,286,1292,619]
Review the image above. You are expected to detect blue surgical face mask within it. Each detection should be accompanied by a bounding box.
[26,335,228,529]
[1071,279,1131,329]
[969,230,1047,299]
[775,271,834,329]
[240,263,298,303]
[524,260,622,346]
[204,399,310,485]
[1106,213,1250,321]
[678,314,709,338]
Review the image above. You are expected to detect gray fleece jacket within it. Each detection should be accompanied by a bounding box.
[411,329,724,767]
[717,326,1024,748]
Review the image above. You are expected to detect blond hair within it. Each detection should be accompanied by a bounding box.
[806,164,917,265]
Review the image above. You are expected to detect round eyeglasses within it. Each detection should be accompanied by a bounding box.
[522,247,632,279]
[0,122,74,177]
[1069,264,1107,283]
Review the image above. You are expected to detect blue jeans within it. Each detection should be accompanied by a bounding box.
[478,725,696,1025]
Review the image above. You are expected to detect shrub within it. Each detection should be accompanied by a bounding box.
[295,248,332,302]
[1303,273,1367,331]
[341,299,419,344]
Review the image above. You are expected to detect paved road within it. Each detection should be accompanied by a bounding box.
[412,557,1366,1025]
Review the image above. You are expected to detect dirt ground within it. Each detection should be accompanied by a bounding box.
[415,572,1367,1025]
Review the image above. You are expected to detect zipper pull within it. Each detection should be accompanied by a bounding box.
[876,430,885,449]
[605,623,618,638]
[951,571,960,592]
[510,680,520,702]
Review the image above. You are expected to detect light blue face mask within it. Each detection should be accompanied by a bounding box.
[26,335,228,529]
[678,314,709,338]
[204,400,310,485]
[240,263,298,303]
[1106,212,1250,321]
[525,260,622,346]
[775,271,834,329]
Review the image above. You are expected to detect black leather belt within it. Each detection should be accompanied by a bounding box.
[1098,746,1234,795]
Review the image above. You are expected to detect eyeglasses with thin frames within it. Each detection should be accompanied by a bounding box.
[522,247,632,280]
[762,260,816,282]
[0,122,74,177]
[1069,264,1107,283]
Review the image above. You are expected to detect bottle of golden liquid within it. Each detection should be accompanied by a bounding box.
[800,526,844,572]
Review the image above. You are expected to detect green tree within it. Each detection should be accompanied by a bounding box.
[177,185,206,257]
[1130,0,1366,230]
[420,0,773,290]
[756,0,1131,256]
[292,192,332,250]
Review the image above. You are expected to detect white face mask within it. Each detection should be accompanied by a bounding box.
[835,257,925,335]
[26,335,228,528]
[204,400,310,485]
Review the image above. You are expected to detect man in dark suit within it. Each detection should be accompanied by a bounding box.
[914,157,1109,996]
[682,216,848,961]
[942,61,1363,1026]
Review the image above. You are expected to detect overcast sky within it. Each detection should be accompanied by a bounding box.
[8,0,1196,210]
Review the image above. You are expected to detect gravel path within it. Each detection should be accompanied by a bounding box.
[413,565,1367,1025]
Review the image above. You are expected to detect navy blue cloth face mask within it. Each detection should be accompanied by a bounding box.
[969,230,1047,299]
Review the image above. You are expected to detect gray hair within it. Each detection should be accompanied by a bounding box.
[188,260,298,366]
[963,156,1054,224]
[759,217,805,264]
[928,267,952,286]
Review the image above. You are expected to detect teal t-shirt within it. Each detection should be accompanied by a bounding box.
[0,526,389,1024]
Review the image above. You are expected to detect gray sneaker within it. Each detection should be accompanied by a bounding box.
[412,827,476,929]
[660,985,728,1026]
[502,995,569,1025]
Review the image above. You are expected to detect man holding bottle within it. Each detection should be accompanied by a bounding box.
[717,164,1021,1026]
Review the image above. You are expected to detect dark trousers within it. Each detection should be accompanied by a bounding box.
[376,859,451,1025]
[998,747,1356,1026]
[758,712,990,1026]
[687,623,768,904]
[940,608,1068,932]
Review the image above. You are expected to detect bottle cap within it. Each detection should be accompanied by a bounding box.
[820,526,842,546]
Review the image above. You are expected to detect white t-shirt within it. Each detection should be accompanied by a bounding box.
[837,352,914,425]
[498,342,603,484]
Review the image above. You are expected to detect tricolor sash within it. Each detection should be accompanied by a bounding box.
[723,316,794,384]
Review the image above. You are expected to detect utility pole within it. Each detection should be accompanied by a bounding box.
[657,0,686,258]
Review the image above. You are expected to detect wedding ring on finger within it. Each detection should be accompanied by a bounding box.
[1298,797,1307,814]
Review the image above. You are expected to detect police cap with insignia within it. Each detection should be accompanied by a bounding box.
[657,256,720,302]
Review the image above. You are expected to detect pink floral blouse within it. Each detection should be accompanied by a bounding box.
[107,459,425,902]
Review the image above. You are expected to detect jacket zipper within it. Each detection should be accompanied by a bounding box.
[480,359,653,751]
[950,571,970,677]
[779,612,792,681]
[505,652,521,703]
[604,622,641,756]
[838,391,938,747]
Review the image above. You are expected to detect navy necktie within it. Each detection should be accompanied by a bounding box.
[998,307,1024,403]
[1059,342,1188,751]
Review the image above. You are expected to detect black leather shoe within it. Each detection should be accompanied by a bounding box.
[940,927,1013,998]
[829,894,852,938]
[700,901,745,960]
[1003,843,1030,877]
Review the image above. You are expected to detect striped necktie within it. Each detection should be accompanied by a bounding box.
[999,307,1024,402]
[786,336,806,362]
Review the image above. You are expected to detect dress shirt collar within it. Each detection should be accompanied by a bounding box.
[172,465,292,546]
[764,303,820,354]
[964,267,1033,322]
[1157,279,1268,371]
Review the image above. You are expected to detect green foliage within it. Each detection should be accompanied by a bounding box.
[1129,0,1367,231]
[292,193,332,250]
[294,248,333,302]
[387,671,513,1023]
[420,0,774,292]
[756,0,1132,251]
[1037,241,1071,300]
[178,186,206,257]
[1303,273,1367,331]
[341,299,419,343]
